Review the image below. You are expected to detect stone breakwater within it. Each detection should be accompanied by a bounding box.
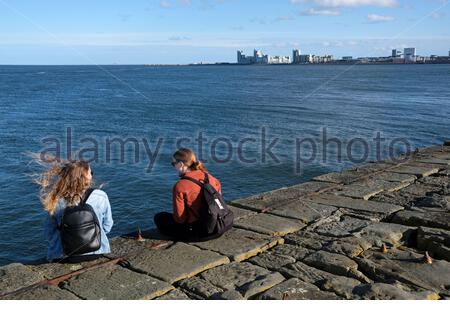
[1,143,450,300]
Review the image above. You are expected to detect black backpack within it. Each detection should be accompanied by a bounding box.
[181,172,233,235]
[58,188,101,256]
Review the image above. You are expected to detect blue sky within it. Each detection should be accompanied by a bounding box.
[0,0,449,64]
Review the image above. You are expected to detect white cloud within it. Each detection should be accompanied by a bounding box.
[291,0,398,7]
[367,13,395,23]
[300,8,341,16]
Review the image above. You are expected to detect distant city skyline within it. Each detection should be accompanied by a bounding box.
[0,0,449,64]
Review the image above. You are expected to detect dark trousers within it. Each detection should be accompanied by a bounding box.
[154,212,222,242]
[54,254,103,264]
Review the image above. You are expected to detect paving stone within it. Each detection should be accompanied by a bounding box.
[417,175,449,187]
[414,193,450,210]
[199,262,270,291]
[439,169,450,176]
[237,272,285,299]
[320,276,362,299]
[177,276,223,299]
[371,190,422,208]
[355,248,450,295]
[258,278,340,300]
[322,237,373,257]
[386,165,440,177]
[392,209,450,231]
[154,288,191,300]
[400,182,443,197]
[307,194,404,215]
[336,179,411,200]
[354,222,416,247]
[312,162,394,185]
[303,250,368,282]
[416,157,450,166]
[249,252,296,270]
[234,212,305,236]
[352,282,440,300]
[279,261,364,298]
[312,216,372,237]
[230,181,335,211]
[61,264,174,299]
[190,228,282,262]
[0,263,45,296]
[29,257,111,280]
[106,236,174,259]
[417,226,450,261]
[270,244,312,261]
[112,241,229,283]
[228,205,258,220]
[371,172,417,183]
[284,231,336,251]
[211,289,244,300]
[268,200,337,224]
[1,285,80,300]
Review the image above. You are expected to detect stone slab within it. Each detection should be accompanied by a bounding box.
[62,264,174,300]
[280,261,356,288]
[416,158,450,166]
[0,263,45,296]
[111,240,229,283]
[417,226,450,261]
[303,250,368,282]
[284,231,336,251]
[336,179,411,200]
[234,212,305,236]
[312,216,372,238]
[392,209,450,231]
[228,205,258,221]
[352,282,440,300]
[312,161,394,185]
[2,285,80,300]
[190,228,283,262]
[386,165,440,177]
[199,262,270,291]
[307,194,404,215]
[249,252,296,270]
[258,278,339,300]
[371,172,417,183]
[356,248,450,295]
[322,237,373,258]
[177,276,223,299]
[320,276,362,299]
[29,257,111,280]
[154,289,191,300]
[230,181,335,211]
[269,244,312,261]
[354,222,416,247]
[238,272,285,299]
[268,200,337,224]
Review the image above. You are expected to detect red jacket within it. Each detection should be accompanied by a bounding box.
[172,170,221,224]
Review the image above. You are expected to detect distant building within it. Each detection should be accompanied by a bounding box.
[404,47,416,63]
[292,49,301,64]
[299,54,312,64]
[392,49,402,58]
[342,56,353,61]
[237,50,254,64]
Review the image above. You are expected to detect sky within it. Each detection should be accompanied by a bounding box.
[0,0,449,64]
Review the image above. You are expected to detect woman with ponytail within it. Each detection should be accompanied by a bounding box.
[35,159,113,263]
[154,148,223,241]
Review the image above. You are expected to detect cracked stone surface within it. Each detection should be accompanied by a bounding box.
[2,143,449,300]
[190,228,282,262]
[61,264,174,300]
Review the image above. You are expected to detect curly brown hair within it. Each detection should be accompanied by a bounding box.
[34,159,92,215]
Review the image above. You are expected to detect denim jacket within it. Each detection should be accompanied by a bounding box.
[44,189,113,262]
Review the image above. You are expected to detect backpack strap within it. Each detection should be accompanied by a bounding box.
[81,188,95,205]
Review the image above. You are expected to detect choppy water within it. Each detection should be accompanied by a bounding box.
[0,64,449,266]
